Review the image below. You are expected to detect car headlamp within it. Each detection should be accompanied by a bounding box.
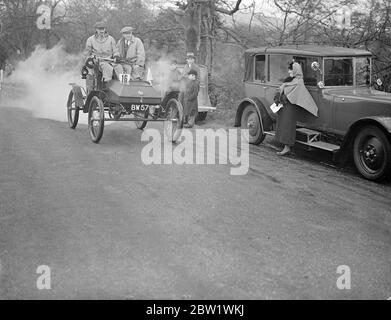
[81,66,89,79]
[85,57,95,69]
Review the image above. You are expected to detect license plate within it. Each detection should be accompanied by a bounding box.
[130,104,149,111]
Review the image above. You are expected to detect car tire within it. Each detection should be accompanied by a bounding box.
[88,96,105,144]
[67,90,79,129]
[353,125,391,181]
[196,112,207,123]
[240,104,266,145]
[165,98,184,143]
[135,109,148,130]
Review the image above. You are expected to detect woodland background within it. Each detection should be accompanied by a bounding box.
[1,0,391,122]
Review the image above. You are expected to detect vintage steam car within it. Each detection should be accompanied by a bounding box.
[67,57,184,143]
[235,45,391,181]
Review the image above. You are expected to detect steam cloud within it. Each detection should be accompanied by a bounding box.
[7,44,82,122]
[2,44,177,123]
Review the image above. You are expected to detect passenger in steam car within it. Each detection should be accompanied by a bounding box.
[83,21,123,85]
[116,26,146,80]
[274,62,318,156]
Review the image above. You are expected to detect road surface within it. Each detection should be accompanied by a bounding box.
[0,88,390,300]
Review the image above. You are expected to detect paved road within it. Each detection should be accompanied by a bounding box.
[0,92,390,299]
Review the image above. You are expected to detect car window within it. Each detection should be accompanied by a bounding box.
[356,57,371,86]
[293,56,319,86]
[324,58,353,86]
[254,55,266,82]
[269,54,294,82]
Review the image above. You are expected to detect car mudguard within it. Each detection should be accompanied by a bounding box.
[235,97,273,131]
[84,90,103,113]
[162,90,179,107]
[340,116,391,156]
[70,84,85,110]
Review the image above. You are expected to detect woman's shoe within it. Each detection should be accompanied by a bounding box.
[277,146,291,156]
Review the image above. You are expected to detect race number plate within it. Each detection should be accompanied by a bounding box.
[130,104,149,112]
[119,74,131,83]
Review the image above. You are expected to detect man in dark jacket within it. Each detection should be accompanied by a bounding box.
[182,52,200,80]
[183,69,200,128]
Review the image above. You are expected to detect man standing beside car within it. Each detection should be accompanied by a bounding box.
[182,52,200,80]
[179,52,200,121]
[83,21,123,84]
[116,26,145,80]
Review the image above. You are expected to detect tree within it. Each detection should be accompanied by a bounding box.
[166,0,244,71]
[0,0,65,58]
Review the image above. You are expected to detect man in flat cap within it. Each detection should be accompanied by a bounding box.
[183,69,200,128]
[83,21,122,87]
[179,52,200,121]
[116,26,145,80]
[182,52,200,80]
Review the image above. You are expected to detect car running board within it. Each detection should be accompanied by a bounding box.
[264,129,340,153]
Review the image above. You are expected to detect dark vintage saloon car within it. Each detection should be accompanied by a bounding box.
[235,45,391,181]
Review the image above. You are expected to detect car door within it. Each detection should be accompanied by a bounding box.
[295,56,335,132]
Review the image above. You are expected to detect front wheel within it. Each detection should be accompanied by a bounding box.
[353,125,391,181]
[67,90,79,129]
[165,98,183,143]
[88,96,105,143]
[240,104,265,145]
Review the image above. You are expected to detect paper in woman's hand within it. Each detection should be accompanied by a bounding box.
[270,103,284,113]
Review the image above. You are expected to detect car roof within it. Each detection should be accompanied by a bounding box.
[245,45,372,57]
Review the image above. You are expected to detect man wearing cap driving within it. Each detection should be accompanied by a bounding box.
[116,26,145,80]
[83,21,123,84]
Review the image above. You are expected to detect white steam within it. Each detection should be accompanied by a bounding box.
[8,44,82,122]
[4,44,179,123]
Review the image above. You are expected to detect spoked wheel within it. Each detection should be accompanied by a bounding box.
[241,104,265,145]
[134,109,148,130]
[165,98,184,143]
[88,96,105,143]
[67,90,79,129]
[353,125,391,181]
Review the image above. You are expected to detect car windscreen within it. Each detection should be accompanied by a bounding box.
[269,54,293,82]
[324,58,353,86]
[269,54,319,86]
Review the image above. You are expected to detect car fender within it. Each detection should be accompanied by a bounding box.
[70,84,85,111]
[341,116,391,151]
[162,90,179,107]
[84,90,103,113]
[235,97,273,131]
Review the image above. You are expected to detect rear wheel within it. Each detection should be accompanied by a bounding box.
[134,109,148,130]
[240,104,266,145]
[67,90,79,129]
[165,98,183,143]
[88,96,105,143]
[353,125,391,181]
